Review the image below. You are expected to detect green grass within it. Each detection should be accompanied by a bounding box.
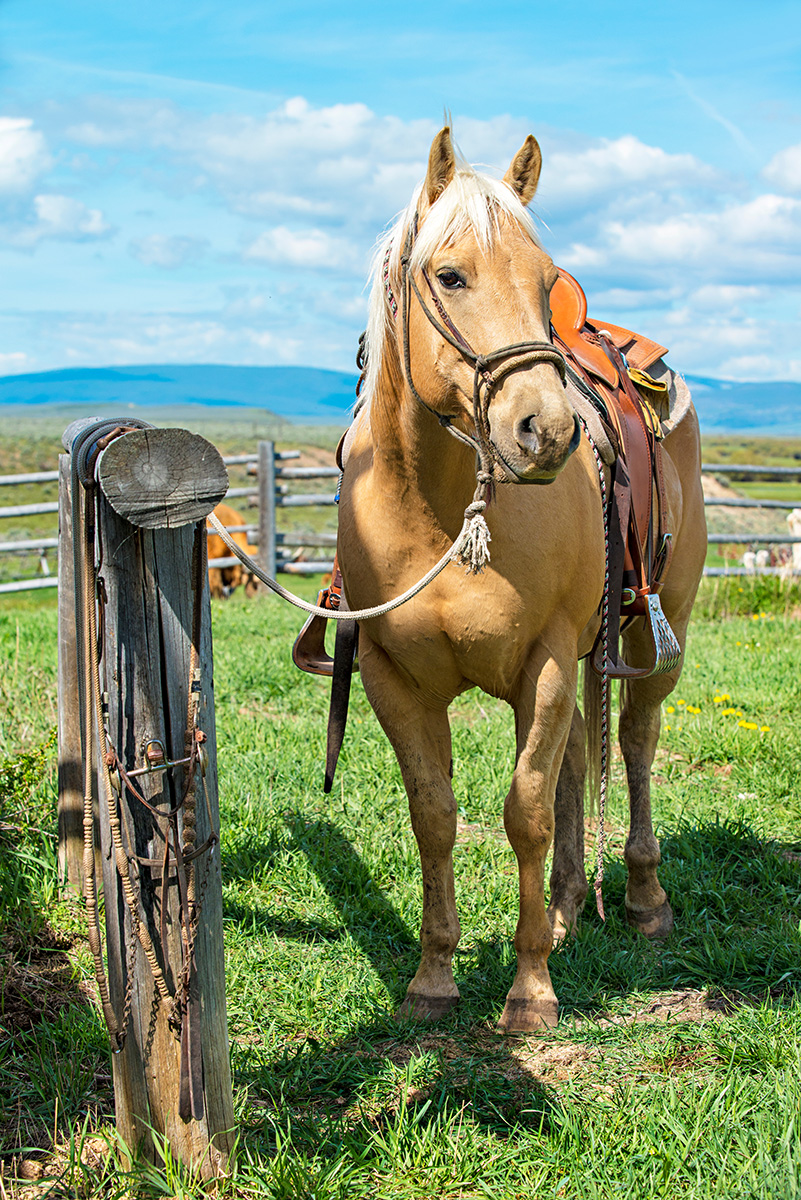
[2,575,801,1197]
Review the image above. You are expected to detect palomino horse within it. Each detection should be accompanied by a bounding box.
[337,128,706,1031]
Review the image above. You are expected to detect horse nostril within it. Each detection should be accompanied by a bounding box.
[568,412,581,456]
[515,414,540,454]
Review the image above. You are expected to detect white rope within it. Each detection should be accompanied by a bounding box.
[206,501,491,622]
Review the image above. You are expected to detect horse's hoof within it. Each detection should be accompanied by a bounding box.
[626,899,674,939]
[496,997,558,1034]
[395,992,459,1022]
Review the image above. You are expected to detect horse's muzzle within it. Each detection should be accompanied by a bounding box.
[497,410,581,484]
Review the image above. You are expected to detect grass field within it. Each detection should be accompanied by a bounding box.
[2,569,801,1199]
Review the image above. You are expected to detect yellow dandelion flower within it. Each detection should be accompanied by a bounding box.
[736,641,742,646]
[760,725,770,733]
[677,699,686,707]
[722,707,736,715]
[666,706,675,714]
[736,710,744,718]
[719,694,731,702]
[751,614,760,621]
[738,720,758,730]
[665,724,671,732]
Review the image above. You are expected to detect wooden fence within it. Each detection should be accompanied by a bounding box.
[2,448,801,593]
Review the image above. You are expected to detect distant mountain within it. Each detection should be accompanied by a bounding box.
[0,364,358,426]
[684,377,801,435]
[0,364,798,434]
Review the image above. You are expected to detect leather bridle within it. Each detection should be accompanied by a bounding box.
[395,213,576,502]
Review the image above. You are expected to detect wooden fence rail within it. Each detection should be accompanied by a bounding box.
[2,446,801,592]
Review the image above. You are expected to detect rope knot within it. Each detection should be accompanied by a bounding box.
[456,500,492,575]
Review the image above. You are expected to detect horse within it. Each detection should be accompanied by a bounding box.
[336,127,707,1031]
[206,503,258,599]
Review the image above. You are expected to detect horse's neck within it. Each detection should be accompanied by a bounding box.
[368,354,475,527]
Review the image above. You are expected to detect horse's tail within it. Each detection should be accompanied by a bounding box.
[583,661,603,817]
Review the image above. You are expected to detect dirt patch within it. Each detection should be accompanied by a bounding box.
[701,473,738,500]
[705,985,790,1014]
[0,928,90,1034]
[455,818,506,845]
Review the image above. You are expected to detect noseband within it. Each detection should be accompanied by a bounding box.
[394,213,568,506]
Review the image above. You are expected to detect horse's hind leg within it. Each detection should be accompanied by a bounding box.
[548,704,588,940]
[358,634,460,1020]
[618,663,679,938]
[619,597,698,937]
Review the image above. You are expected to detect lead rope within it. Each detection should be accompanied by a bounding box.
[581,421,611,920]
[207,502,493,618]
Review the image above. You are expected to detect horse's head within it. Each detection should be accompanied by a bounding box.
[394,127,579,484]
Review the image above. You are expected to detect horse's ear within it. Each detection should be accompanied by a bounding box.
[423,127,456,208]
[503,135,542,206]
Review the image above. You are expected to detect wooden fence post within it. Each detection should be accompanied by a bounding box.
[57,455,93,891]
[61,422,235,1178]
[258,440,276,582]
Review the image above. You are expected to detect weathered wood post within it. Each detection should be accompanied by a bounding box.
[258,439,276,582]
[58,455,93,891]
[60,419,236,1178]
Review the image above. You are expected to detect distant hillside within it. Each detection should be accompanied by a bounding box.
[686,377,801,435]
[0,364,358,426]
[0,364,798,434]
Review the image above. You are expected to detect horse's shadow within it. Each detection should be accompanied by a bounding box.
[231,814,563,1144]
[229,813,801,1150]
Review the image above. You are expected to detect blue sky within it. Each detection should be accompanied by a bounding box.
[1,0,800,380]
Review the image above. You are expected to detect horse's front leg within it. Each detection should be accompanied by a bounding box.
[499,644,577,1032]
[359,632,461,1020]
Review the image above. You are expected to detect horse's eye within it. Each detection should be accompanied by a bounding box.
[436,269,464,290]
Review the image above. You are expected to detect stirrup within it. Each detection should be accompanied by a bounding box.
[592,592,681,680]
[645,593,681,675]
[292,611,334,676]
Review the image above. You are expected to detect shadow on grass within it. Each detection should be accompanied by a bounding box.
[0,841,111,1162]
[232,813,801,1160]
[549,817,801,1018]
[228,814,563,1149]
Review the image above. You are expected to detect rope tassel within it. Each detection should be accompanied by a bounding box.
[457,501,492,574]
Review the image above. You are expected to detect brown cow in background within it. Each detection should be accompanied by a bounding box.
[206,502,258,599]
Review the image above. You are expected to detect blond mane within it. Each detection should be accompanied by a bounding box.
[361,160,542,408]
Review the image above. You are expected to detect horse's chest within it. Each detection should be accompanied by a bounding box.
[372,577,531,700]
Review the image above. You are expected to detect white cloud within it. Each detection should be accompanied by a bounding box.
[0,117,50,194]
[129,234,208,268]
[33,194,111,239]
[0,351,29,375]
[6,96,799,381]
[243,226,356,270]
[563,192,801,285]
[0,193,113,248]
[540,135,720,211]
[762,142,801,195]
